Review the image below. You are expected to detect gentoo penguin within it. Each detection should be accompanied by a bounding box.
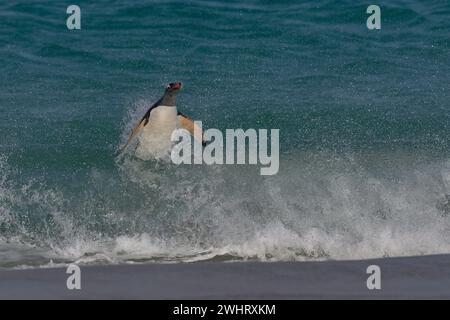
[119,82,204,159]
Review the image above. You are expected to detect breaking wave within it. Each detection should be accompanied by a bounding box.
[2,131,450,269]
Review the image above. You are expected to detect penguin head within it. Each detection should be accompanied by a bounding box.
[161,82,182,106]
[165,82,183,93]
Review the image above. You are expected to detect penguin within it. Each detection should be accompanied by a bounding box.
[119,82,204,158]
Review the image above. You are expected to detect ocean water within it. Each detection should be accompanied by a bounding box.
[1,0,450,268]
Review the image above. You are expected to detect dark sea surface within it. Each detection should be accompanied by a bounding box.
[1,0,450,268]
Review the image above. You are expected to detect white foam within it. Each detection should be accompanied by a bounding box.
[4,141,450,268]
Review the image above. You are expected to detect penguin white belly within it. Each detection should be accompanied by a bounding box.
[135,106,178,160]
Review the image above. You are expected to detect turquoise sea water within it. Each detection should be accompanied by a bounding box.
[1,0,450,268]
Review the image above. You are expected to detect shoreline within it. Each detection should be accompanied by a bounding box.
[2,254,450,299]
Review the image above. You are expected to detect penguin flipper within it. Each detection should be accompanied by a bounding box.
[177,112,205,145]
[117,118,146,154]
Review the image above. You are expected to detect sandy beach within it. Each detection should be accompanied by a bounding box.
[1,254,450,299]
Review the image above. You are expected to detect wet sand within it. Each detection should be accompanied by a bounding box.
[1,254,450,299]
